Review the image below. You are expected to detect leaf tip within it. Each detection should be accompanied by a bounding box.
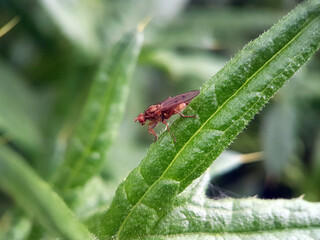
[137,16,153,32]
[0,16,20,37]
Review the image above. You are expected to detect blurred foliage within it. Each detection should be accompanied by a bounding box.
[0,0,320,239]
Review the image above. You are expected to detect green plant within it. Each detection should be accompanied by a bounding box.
[1,0,320,239]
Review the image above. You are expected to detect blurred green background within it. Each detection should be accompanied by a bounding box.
[1,0,320,232]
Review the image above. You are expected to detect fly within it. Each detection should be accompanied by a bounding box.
[135,90,200,142]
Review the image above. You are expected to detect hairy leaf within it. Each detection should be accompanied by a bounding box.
[98,0,320,239]
[0,145,95,240]
[140,172,319,239]
[53,29,143,189]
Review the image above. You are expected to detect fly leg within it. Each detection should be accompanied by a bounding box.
[148,122,158,141]
[174,110,196,118]
[162,120,176,142]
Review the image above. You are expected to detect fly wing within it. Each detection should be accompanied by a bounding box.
[160,90,200,111]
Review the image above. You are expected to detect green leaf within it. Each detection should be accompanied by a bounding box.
[97,0,320,239]
[52,29,144,189]
[0,145,95,240]
[149,173,320,239]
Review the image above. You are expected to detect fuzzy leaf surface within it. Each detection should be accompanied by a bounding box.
[142,172,320,239]
[98,1,320,239]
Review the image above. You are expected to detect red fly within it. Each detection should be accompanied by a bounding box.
[135,90,200,142]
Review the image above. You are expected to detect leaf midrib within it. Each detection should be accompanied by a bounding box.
[115,15,319,239]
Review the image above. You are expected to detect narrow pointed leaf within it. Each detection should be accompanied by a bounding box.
[53,29,143,189]
[99,0,320,239]
[0,145,95,240]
